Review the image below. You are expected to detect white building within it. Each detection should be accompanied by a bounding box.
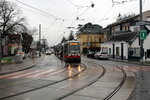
[102,10,150,62]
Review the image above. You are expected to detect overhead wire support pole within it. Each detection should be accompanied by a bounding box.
[0,30,2,73]
[139,0,147,100]
[140,0,144,62]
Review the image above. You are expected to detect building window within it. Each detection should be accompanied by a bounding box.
[99,38,101,43]
[116,47,119,56]
[109,48,111,55]
[102,47,108,53]
[94,37,96,42]
[129,48,140,57]
[90,37,92,42]
[147,49,150,58]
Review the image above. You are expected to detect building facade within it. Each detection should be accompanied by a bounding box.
[102,10,150,61]
[76,23,104,54]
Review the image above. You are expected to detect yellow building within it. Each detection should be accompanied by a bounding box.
[76,23,104,54]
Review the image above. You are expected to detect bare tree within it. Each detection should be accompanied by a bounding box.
[0,0,26,37]
[61,36,67,43]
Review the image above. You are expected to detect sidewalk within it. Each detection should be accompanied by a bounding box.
[110,58,150,66]
[0,56,40,75]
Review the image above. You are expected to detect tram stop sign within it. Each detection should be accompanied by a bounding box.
[140,30,147,40]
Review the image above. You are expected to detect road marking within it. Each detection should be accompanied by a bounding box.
[1,68,67,79]
[0,70,33,79]
[26,68,67,78]
[5,69,49,79]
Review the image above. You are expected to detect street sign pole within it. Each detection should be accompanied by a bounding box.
[138,1,147,100]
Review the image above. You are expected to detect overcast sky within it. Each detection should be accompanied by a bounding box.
[9,0,150,46]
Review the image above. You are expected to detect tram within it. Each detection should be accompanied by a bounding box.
[55,41,81,63]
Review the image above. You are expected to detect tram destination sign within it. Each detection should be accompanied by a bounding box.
[69,43,78,45]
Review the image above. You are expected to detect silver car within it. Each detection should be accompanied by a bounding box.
[94,51,108,59]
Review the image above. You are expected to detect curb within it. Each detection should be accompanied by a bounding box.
[110,59,150,66]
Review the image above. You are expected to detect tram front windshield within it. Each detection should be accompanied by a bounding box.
[69,43,80,53]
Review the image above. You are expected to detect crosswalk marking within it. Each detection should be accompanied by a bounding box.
[0,68,67,79]
[25,68,67,78]
[6,69,53,79]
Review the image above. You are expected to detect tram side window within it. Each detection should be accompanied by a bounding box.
[64,44,68,54]
[147,49,150,58]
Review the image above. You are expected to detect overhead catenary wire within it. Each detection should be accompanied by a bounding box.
[53,20,65,45]
[67,0,94,20]
[67,0,76,7]
[15,0,64,21]
[112,0,137,6]
[78,6,90,17]
[20,6,59,20]
[98,0,137,22]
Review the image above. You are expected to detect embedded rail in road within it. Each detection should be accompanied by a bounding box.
[54,62,106,100]
[0,63,86,100]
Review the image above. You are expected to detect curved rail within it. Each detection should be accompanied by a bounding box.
[54,61,106,100]
[0,63,86,100]
[104,66,127,100]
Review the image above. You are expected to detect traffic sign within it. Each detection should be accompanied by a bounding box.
[140,30,147,40]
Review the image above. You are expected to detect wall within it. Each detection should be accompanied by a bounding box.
[143,32,150,61]
[101,41,129,59]
[77,33,104,53]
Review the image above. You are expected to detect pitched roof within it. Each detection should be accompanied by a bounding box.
[108,31,138,43]
[77,23,104,34]
[83,25,103,34]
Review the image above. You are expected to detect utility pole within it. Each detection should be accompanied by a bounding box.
[139,1,147,100]
[0,30,2,73]
[39,24,41,56]
[140,0,144,62]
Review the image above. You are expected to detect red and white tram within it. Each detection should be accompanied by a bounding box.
[62,41,81,62]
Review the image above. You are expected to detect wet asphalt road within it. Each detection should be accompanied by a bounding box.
[0,55,149,100]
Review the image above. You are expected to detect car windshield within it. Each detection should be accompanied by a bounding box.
[101,52,107,54]
[96,52,101,54]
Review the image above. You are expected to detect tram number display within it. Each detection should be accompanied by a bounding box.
[69,43,78,45]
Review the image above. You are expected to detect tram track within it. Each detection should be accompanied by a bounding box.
[54,60,106,100]
[86,59,127,100]
[104,66,127,100]
[82,57,128,98]
[1,57,128,100]
[62,60,127,100]
[0,63,86,100]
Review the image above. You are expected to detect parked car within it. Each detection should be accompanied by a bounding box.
[87,51,96,58]
[94,51,109,59]
[46,50,51,55]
